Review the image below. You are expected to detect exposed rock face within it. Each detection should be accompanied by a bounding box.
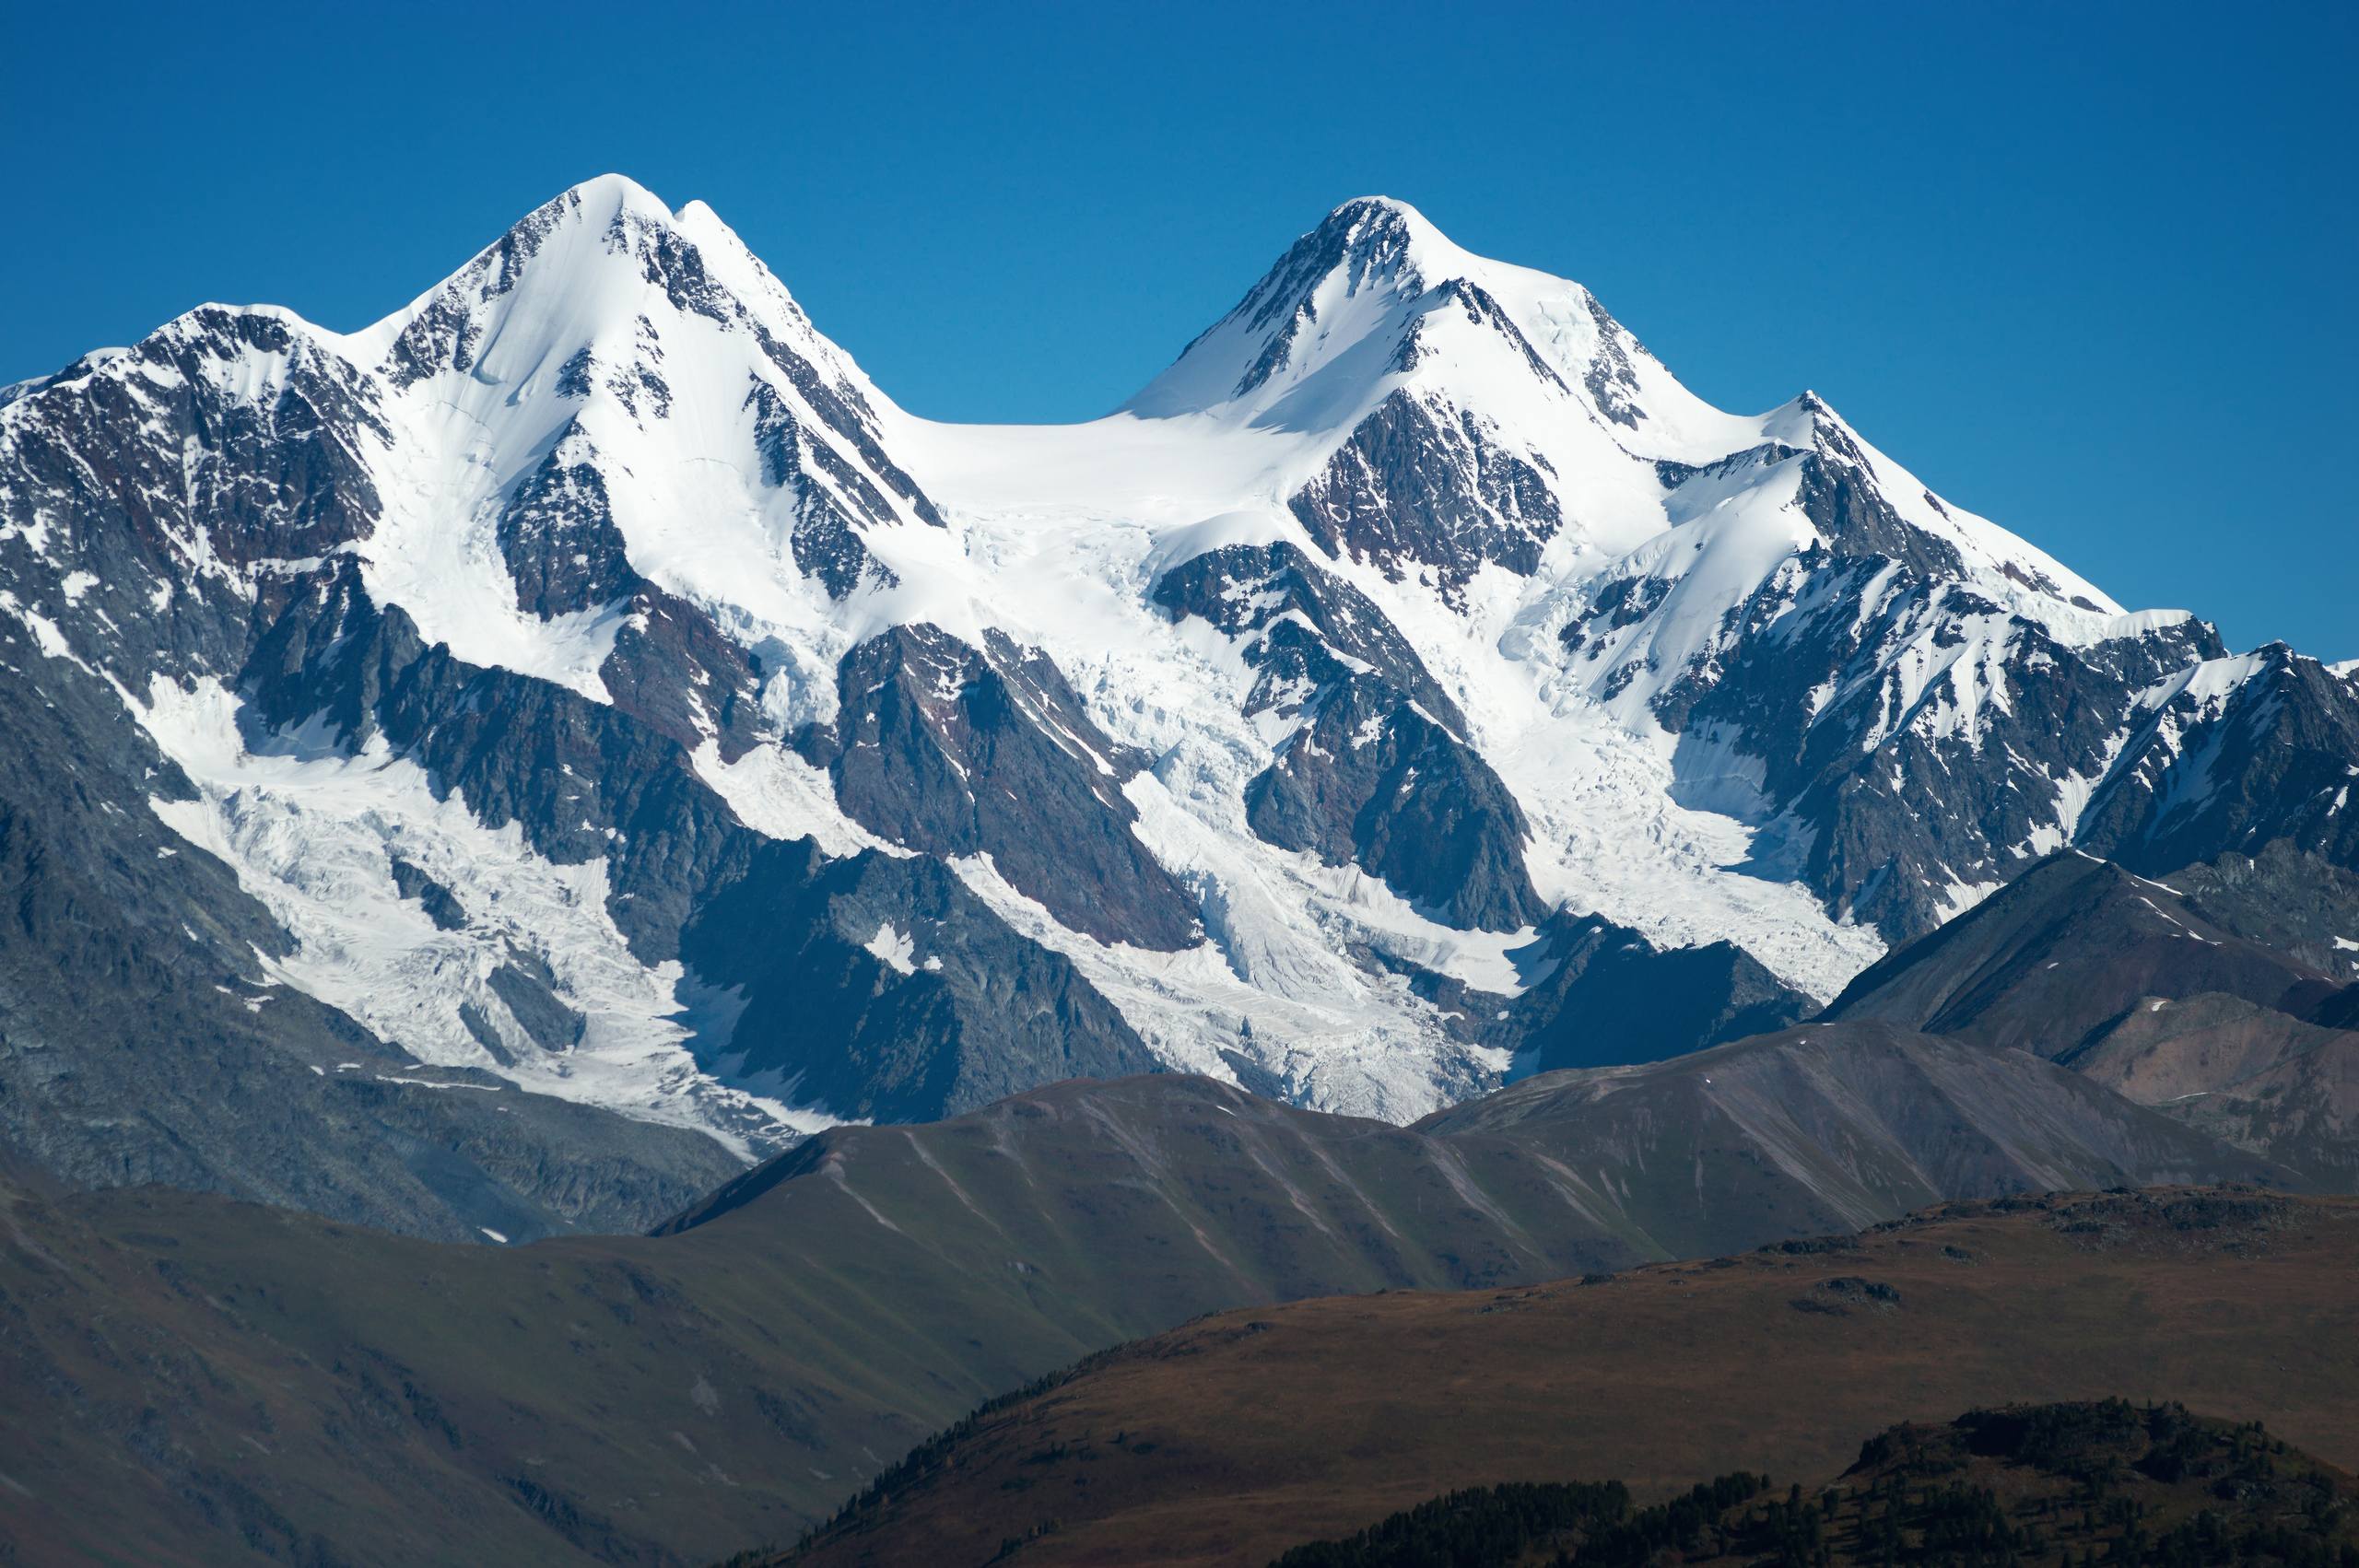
[593,580,772,757]
[798,623,1202,951]
[1351,906,1813,1071]
[0,308,385,684]
[0,311,1122,1236]
[481,424,774,756]
[0,179,1233,1235]
[1154,540,1543,930]
[241,556,744,951]
[681,837,1158,1122]
[1289,387,1562,600]
[1133,193,2354,962]
[745,376,904,597]
[2078,646,2359,879]
[243,560,1158,1123]
[496,428,639,616]
[1216,197,1441,404]
[0,609,742,1241]
[1149,540,1466,732]
[1668,571,2216,939]
[1246,673,1545,930]
[1603,495,2359,947]
[1133,198,1586,603]
[0,310,771,1240]
[1504,910,1811,1072]
[2159,840,2359,980]
[1570,405,2232,942]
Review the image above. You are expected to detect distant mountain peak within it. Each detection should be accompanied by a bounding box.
[1123,193,1729,478]
[567,170,674,216]
[1124,195,1496,420]
[1327,192,1435,225]
[343,175,831,407]
[1300,193,1462,281]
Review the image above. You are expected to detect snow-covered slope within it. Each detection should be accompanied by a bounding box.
[2,177,2350,1217]
[870,195,2236,960]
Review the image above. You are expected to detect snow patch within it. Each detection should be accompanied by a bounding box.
[124,674,832,1155]
[863,922,916,976]
[689,739,901,859]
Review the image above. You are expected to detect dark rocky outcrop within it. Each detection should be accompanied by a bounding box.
[244,560,1162,1124]
[1504,909,1812,1072]
[495,429,640,617]
[798,623,1203,951]
[2079,646,2359,880]
[1155,540,1545,931]
[1643,542,2219,942]
[681,838,1156,1122]
[1150,539,1465,732]
[1246,672,1545,930]
[1289,387,1560,602]
[745,376,900,597]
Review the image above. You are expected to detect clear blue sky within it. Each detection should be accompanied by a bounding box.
[6,0,2352,658]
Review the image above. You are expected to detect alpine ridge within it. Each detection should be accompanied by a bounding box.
[3,177,2353,1235]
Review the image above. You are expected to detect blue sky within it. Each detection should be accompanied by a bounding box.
[6,1,2352,657]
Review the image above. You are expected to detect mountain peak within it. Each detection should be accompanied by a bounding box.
[1759,387,1848,446]
[348,170,834,405]
[1289,195,1483,306]
[1313,194,1455,258]
[1123,195,1487,418]
[558,170,675,225]
[1328,193,1425,221]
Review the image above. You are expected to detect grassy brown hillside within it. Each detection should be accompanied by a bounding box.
[777,1189,2359,1568]
[0,1076,1620,1568]
[0,1058,2306,1565]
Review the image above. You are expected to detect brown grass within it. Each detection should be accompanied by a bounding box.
[788,1189,2359,1567]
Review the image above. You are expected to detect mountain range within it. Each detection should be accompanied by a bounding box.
[6,175,2353,1241]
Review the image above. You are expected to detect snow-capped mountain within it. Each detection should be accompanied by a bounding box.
[3,176,2352,1234]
